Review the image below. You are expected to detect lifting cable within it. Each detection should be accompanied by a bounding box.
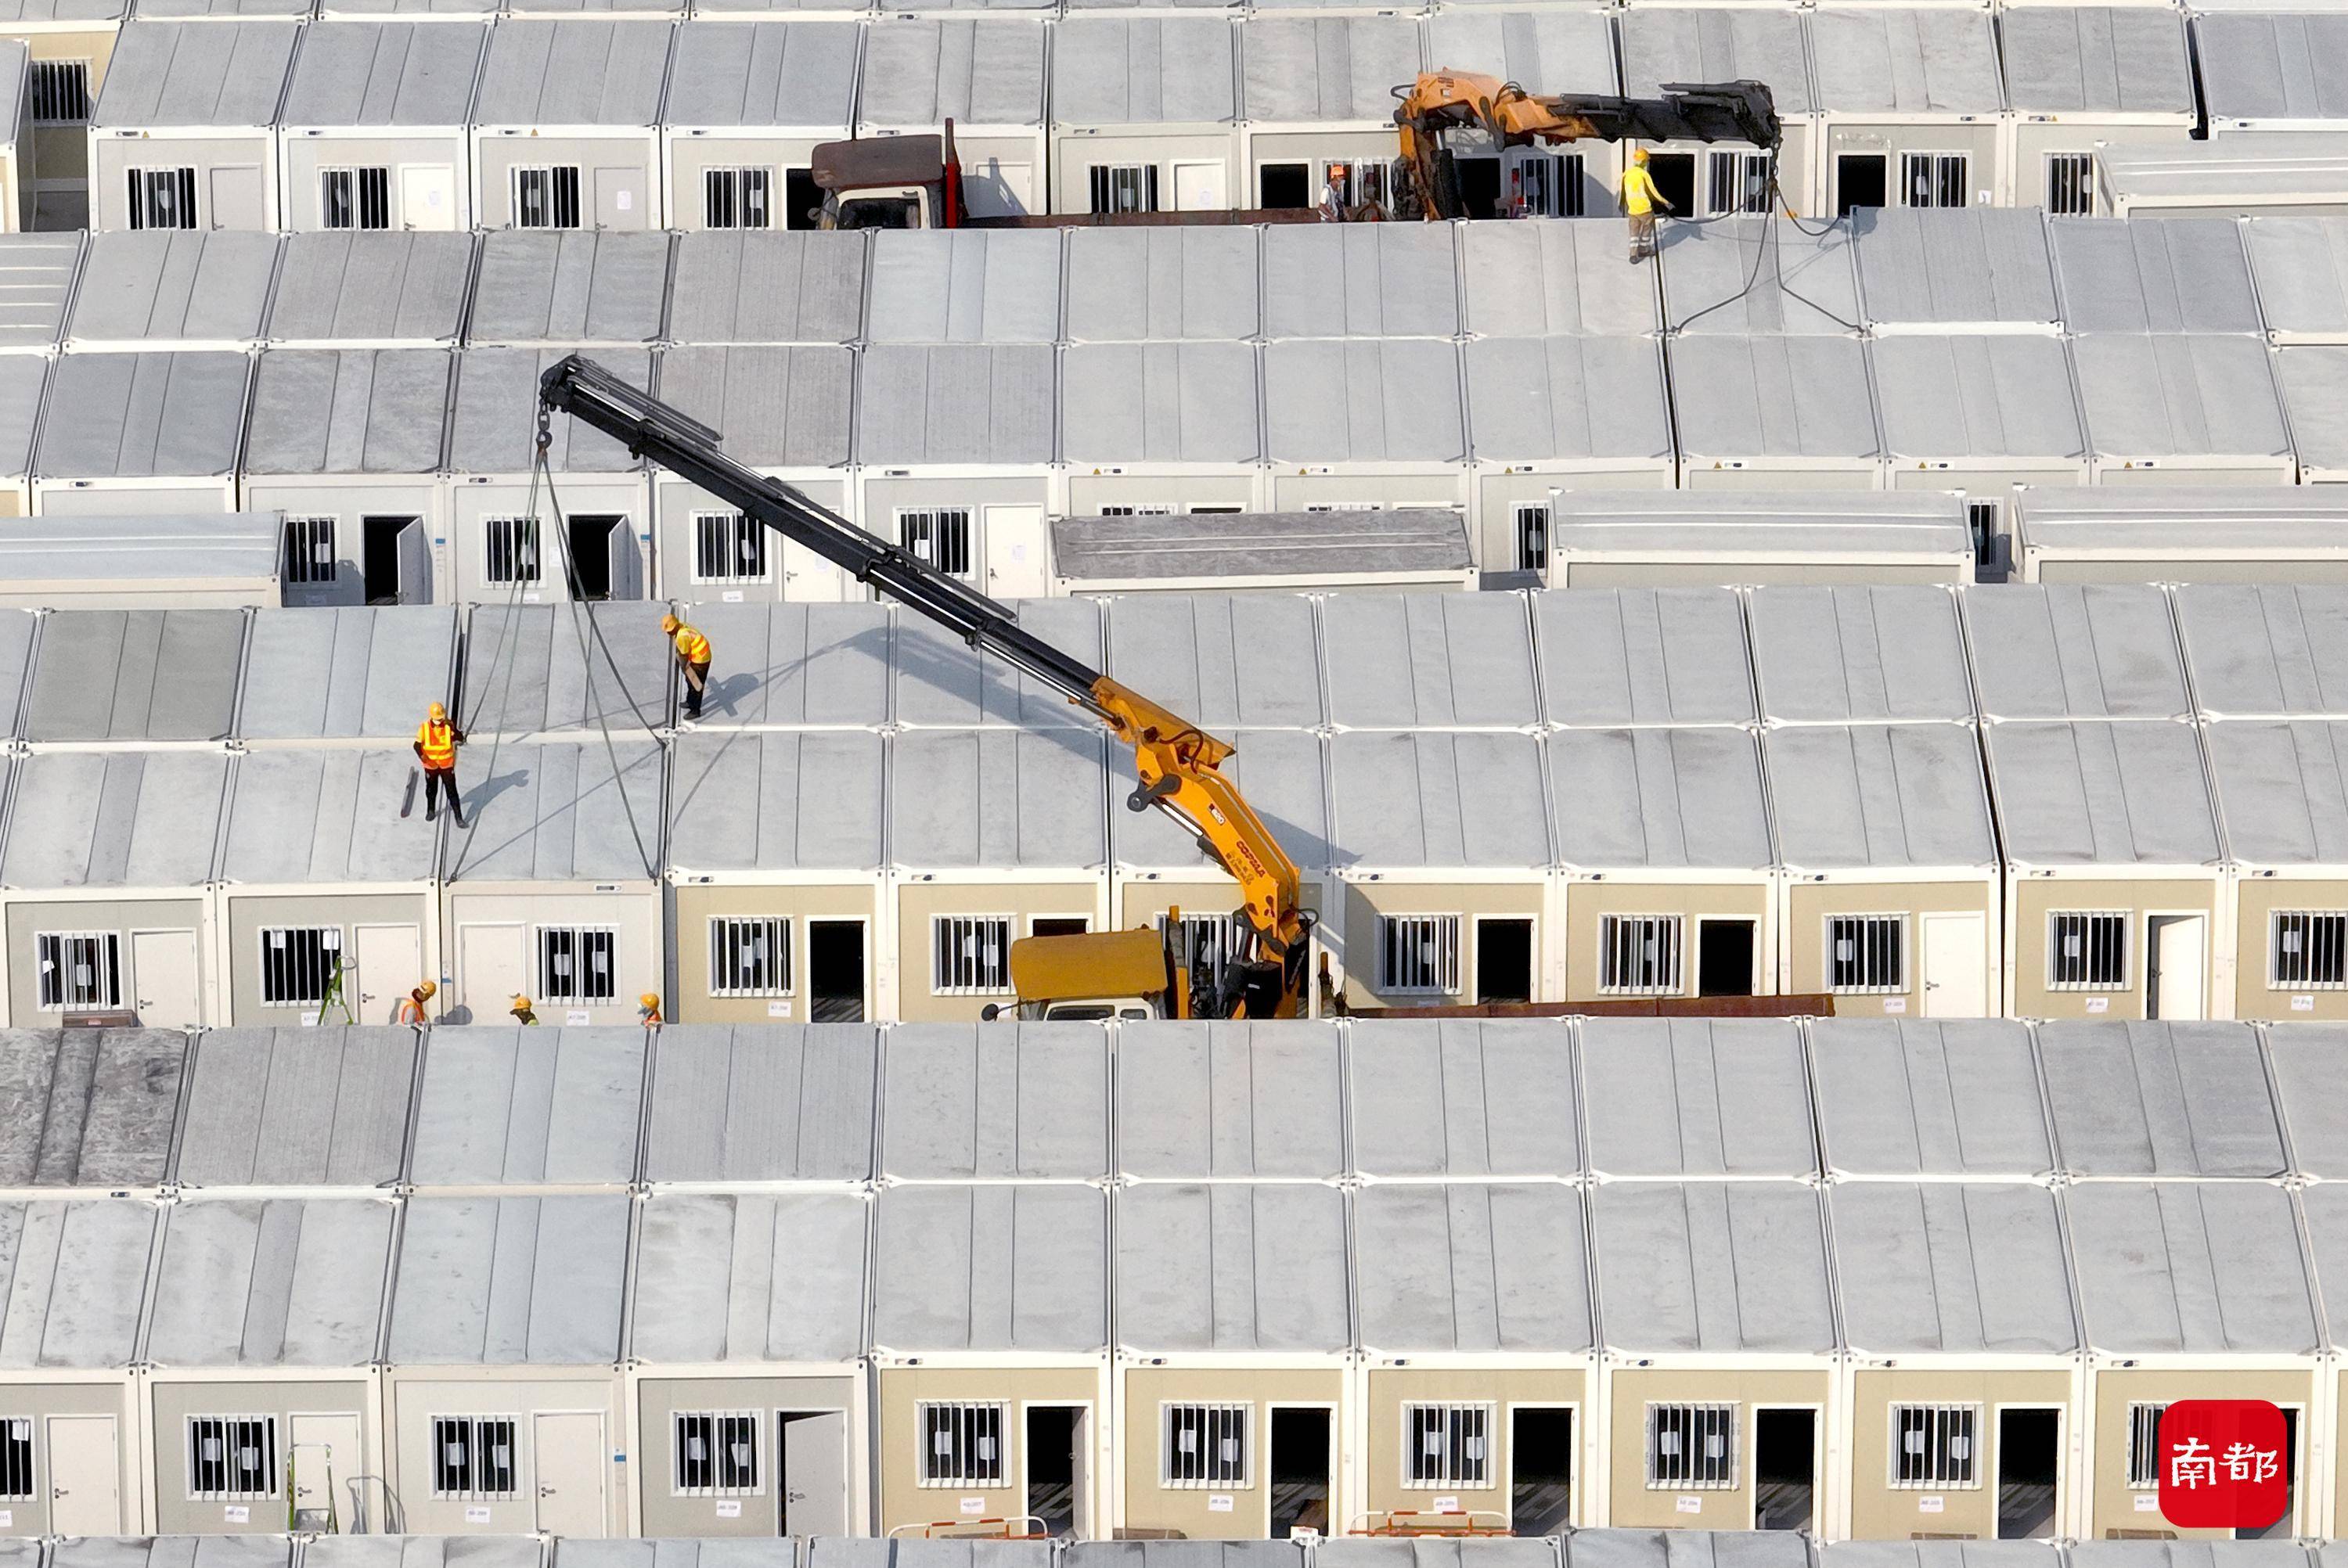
[449,444,541,872]
[1666,148,1863,336]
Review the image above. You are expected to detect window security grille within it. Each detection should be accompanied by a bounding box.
[1828,915,1904,994]
[1406,1403,1493,1488]
[538,926,618,1002]
[1601,915,1683,996]
[128,167,197,230]
[1901,153,1968,209]
[674,1411,761,1497]
[1089,164,1160,214]
[933,916,1013,995]
[2046,153,2094,216]
[187,1415,277,1501]
[36,931,119,1011]
[1514,503,1550,573]
[1517,153,1583,218]
[704,167,772,229]
[898,509,972,577]
[1380,915,1461,994]
[2048,912,2127,990]
[1707,150,1771,214]
[1164,912,1241,995]
[692,509,769,582]
[513,166,581,229]
[710,916,791,998]
[2127,1403,2167,1490]
[0,1420,29,1501]
[431,1416,519,1500]
[1646,1403,1735,1490]
[1165,1404,1248,1488]
[283,515,337,585]
[30,59,88,123]
[920,1402,1005,1487]
[1891,1403,1980,1489]
[321,167,391,229]
[485,516,542,584]
[1097,505,1174,516]
[260,927,340,1008]
[2274,911,2348,989]
[1305,502,1379,512]
[1966,498,2000,561]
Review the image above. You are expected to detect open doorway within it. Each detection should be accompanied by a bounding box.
[2147,914,2206,1020]
[777,1410,849,1536]
[1837,153,1889,214]
[1752,1408,1815,1531]
[1025,1406,1086,1537]
[2240,1407,2299,1539]
[1477,918,1534,1004]
[1996,1407,2059,1539]
[1260,164,1311,210]
[1031,917,1089,939]
[784,167,822,229]
[808,919,866,1023]
[1454,158,1501,218]
[362,515,425,605]
[1698,919,1757,998]
[1268,1407,1331,1539]
[1645,153,1695,214]
[1511,1407,1573,1535]
[566,514,622,599]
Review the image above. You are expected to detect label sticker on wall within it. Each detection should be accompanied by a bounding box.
[1918,1497,1944,1514]
[716,1501,742,1519]
[466,1506,493,1523]
[769,1000,792,1018]
[1882,996,1907,1014]
[617,191,633,211]
[2135,1494,2162,1513]
[1432,1496,1459,1512]
[2295,994,2316,1011]
[567,1009,592,1025]
[2086,996,2109,1013]
[224,1507,250,1524]
[1208,1495,1235,1514]
[1674,1497,1702,1516]
[722,591,745,603]
[960,1498,985,1516]
[0,1510,15,1527]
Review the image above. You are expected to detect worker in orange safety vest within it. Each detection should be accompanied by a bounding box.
[639,991,663,1025]
[414,702,467,825]
[662,613,713,720]
[397,979,436,1027]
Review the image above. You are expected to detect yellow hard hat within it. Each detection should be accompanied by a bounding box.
[416,980,438,999]
[510,993,531,1009]
[639,992,660,1009]
[428,701,447,721]
[1631,148,1650,165]
[661,613,682,634]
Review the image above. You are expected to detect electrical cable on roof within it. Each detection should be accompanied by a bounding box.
[1666,152,1862,336]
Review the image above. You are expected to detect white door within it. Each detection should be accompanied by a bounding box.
[395,517,434,602]
[960,160,1033,218]
[45,1415,118,1536]
[532,1412,607,1537]
[983,505,1048,600]
[594,168,643,229]
[1172,161,1227,211]
[1918,912,1987,1019]
[289,1412,362,1530]
[353,924,421,1026]
[782,539,852,602]
[130,929,200,1027]
[399,165,456,231]
[781,1411,849,1537]
[459,924,527,1025]
[2148,914,2207,1021]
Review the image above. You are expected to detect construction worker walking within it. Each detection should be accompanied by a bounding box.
[663,613,712,721]
[414,702,466,825]
[397,980,436,1027]
[1622,148,1673,262]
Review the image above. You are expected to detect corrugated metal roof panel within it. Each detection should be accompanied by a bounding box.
[1669,334,1882,460]
[2268,1023,2348,1178]
[1851,207,2060,328]
[886,728,1106,870]
[388,1192,630,1363]
[410,1025,647,1185]
[667,730,883,872]
[2012,485,2348,558]
[880,1022,1107,1180]
[629,1191,867,1363]
[656,344,852,469]
[2245,215,2348,336]
[1116,1020,1342,1180]
[1428,9,1615,97]
[2205,718,2348,864]
[1261,339,1465,462]
[1810,7,2002,114]
[1570,1538,1810,1568]
[1264,224,1457,338]
[2051,217,2263,333]
[664,20,857,128]
[0,1201,156,1368]
[855,343,1054,464]
[1464,335,1671,463]
[2000,7,2194,115]
[1767,723,1993,870]
[0,610,30,739]
[0,354,45,477]
[2067,1181,2316,1354]
[1064,227,1257,342]
[2276,343,2348,470]
[1965,583,2186,721]
[0,0,123,19]
[461,602,672,736]
[1549,727,1773,872]
[1327,730,1552,869]
[146,1198,394,1367]
[175,1027,417,1188]
[858,20,1046,127]
[666,231,866,344]
[891,596,1100,728]
[1592,1180,1835,1354]
[2196,12,2348,124]
[670,602,888,726]
[1748,584,1972,723]
[0,234,81,351]
[1810,1018,2052,1178]
[474,19,672,124]
[1115,1182,1348,1352]
[1460,219,1659,336]
[1663,218,1860,335]
[1103,593,1322,729]
[1347,1017,1579,1179]
[56,1546,290,1568]
[444,739,665,882]
[1873,334,2085,462]
[2,750,228,888]
[1052,16,1236,124]
[448,346,647,471]
[469,232,668,345]
[313,1538,535,1568]
[1239,16,1421,121]
[281,20,487,127]
[1355,1182,1591,1354]
[89,19,300,127]
[219,748,434,883]
[2039,1020,2286,1178]
[1536,588,1755,728]
[239,606,459,743]
[24,608,244,742]
[1321,592,1536,728]
[1061,340,1259,465]
[865,229,1060,344]
[2073,333,2290,462]
[1621,7,1813,110]
[872,1183,1106,1352]
[0,1030,186,1188]
[1111,727,1329,869]
[2293,1181,2348,1350]
[1831,1183,2076,1355]
[266,232,473,346]
[1983,720,2220,866]
[643,1023,877,1183]
[244,347,450,475]
[1581,1018,1814,1177]
[67,229,274,347]
[38,351,250,478]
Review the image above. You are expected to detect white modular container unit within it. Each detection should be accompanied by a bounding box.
[170,1023,420,1192]
[877,1021,1108,1187]
[235,604,458,753]
[2204,717,2348,1020]
[2098,132,2348,218]
[1061,339,1262,521]
[86,20,295,231]
[460,600,673,743]
[639,1020,878,1189]
[0,513,278,606]
[1263,338,1468,513]
[1100,591,1326,734]
[2071,333,2295,484]
[63,229,275,352]
[857,20,1046,218]
[0,232,84,357]
[18,603,247,746]
[2276,343,2348,480]
[2196,13,2348,137]
[1810,8,2006,215]
[660,20,859,232]
[1048,18,1241,218]
[1236,16,1422,214]
[1547,491,1972,587]
[1964,581,2191,725]
[1465,335,1675,574]
[1661,215,1864,336]
[0,41,33,232]
[1536,584,1757,731]
[1050,509,1474,595]
[2012,486,2348,582]
[2001,8,2195,214]
[34,350,250,515]
[664,228,866,348]
[1460,218,1660,339]
[409,1023,647,1184]
[0,350,38,513]
[261,230,474,350]
[1808,1016,2054,1181]
[277,22,483,234]
[1666,335,1885,491]
[1748,582,1974,727]
[1619,9,1816,217]
[0,1026,186,1194]
[663,599,888,732]
[2049,214,2266,335]
[2245,216,2348,345]
[2,0,129,232]
[1869,333,2087,562]
[1425,9,1622,219]
[470,20,674,230]
[889,595,1100,733]
[1849,206,2062,333]
[1579,1018,1820,1183]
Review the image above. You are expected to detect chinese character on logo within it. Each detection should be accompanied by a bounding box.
[2156,1401,2289,1530]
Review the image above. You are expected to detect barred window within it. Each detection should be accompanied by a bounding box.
[128,167,197,230]
[1304,502,1379,512]
[898,508,972,578]
[431,1416,518,1500]
[932,915,1012,995]
[691,509,769,583]
[673,1411,761,1497]
[513,166,581,229]
[1379,914,1461,994]
[187,1415,276,1501]
[1706,150,1770,215]
[710,916,790,998]
[1513,503,1550,573]
[2045,153,2094,217]
[283,515,337,586]
[1163,911,1241,995]
[1890,1403,1979,1490]
[538,926,617,1003]
[485,516,542,584]
[2127,1403,2167,1490]
[0,1420,29,1501]
[31,59,88,123]
[919,1402,1004,1487]
[36,931,120,1011]
[1600,914,1683,996]
[1165,1403,1247,1488]
[1901,152,1968,209]
[1828,915,1905,994]
[1967,499,2000,562]
[1089,164,1160,215]
[2273,911,2348,989]
[1646,1403,1735,1491]
[1518,153,1583,218]
[259,926,340,1009]
[321,167,391,230]
[2048,911,2127,990]
[704,167,772,229]
[1405,1402,1493,1489]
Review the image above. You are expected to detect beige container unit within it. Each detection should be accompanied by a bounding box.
[0,3,124,231]
[2063,1181,2323,1540]
[0,750,229,1027]
[0,514,279,607]
[277,22,484,234]
[857,21,1046,221]
[881,1022,1109,1189]
[470,22,672,231]
[1466,335,1676,574]
[1061,339,1266,530]
[1748,584,1975,730]
[668,732,884,1027]
[1810,8,2007,215]
[383,1193,636,1537]
[408,1024,647,1189]
[640,1022,877,1196]
[869,1184,1110,1537]
[2038,1021,2292,1182]
[141,1198,396,1535]
[1048,19,1242,223]
[2202,719,2348,1021]
[171,1025,418,1194]
[0,1198,159,1535]
[1580,1018,1820,1186]
[1620,11,1817,216]
[2292,1183,2348,1537]
[2000,10,2195,217]
[1810,1018,2058,1183]
[1237,17,1422,216]
[85,20,294,231]
[659,21,857,235]
[34,351,250,516]
[627,1190,872,1537]
[2012,488,2348,584]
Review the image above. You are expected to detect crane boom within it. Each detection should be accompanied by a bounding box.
[537,354,1313,1017]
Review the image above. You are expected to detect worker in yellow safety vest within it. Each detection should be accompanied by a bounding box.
[397,979,436,1027]
[414,702,467,825]
[662,613,713,720]
[1622,148,1673,263]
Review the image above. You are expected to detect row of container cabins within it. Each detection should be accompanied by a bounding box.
[20,577,2348,1027]
[0,1014,2344,1545]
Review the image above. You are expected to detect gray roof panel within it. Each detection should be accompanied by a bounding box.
[218,749,436,884]
[2245,216,2348,337]
[1327,730,1552,870]
[656,344,853,469]
[1347,1018,1579,1179]
[628,1192,868,1363]
[1810,1019,2052,1178]
[1322,592,1536,728]
[239,606,459,743]
[2073,333,2291,462]
[2000,7,2195,116]
[1767,724,1996,871]
[1669,334,1882,461]
[1463,336,1673,464]
[1548,727,1774,872]
[1427,9,1615,97]
[2294,1181,2348,1349]
[1114,1182,1349,1352]
[265,232,473,346]
[1050,17,1237,125]
[1460,218,1661,336]
[643,1023,878,1183]
[1580,1019,1816,1178]
[1620,7,1812,110]
[89,19,300,127]
[468,232,668,345]
[0,355,41,478]
[1536,587,1756,727]
[0,1030,187,1188]
[2066,1181,2317,1354]
[1263,224,1459,338]
[866,230,1061,345]
[0,1201,157,1368]
[2268,1023,2348,1178]
[872,1183,1106,1352]
[669,602,890,726]
[1103,593,1323,728]
[1115,1020,1344,1180]
[409,1025,648,1184]
[281,20,488,126]
[1748,584,1972,723]
[2274,343,2348,471]
[473,19,673,124]
[2196,12,2348,124]
[855,343,1054,464]
[1064,227,1259,342]
[881,1023,1108,1180]
[67,230,275,347]
[1810,8,2003,116]
[1662,218,1860,335]
[1964,584,2189,721]
[461,602,672,736]
[1851,207,2061,328]
[37,351,250,479]
[24,608,245,742]
[146,1198,394,1367]
[175,1027,418,1188]
[1355,1182,1593,1354]
[1240,16,1422,121]
[664,20,858,128]
[312,1545,536,1568]
[857,20,1046,127]
[1983,720,2220,867]
[2051,217,2263,333]
[892,597,1102,728]
[1263,339,1465,462]
[0,234,82,351]
[666,730,884,872]
[1570,1539,1811,1568]
[1,750,229,889]
[0,610,29,739]
[1111,727,1329,870]
[2038,1021,2286,1178]
[665,231,866,344]
[243,348,452,475]
[1872,334,2086,462]
[2206,718,2348,865]
[886,729,1106,870]
[1831,1183,2077,1355]
[387,1193,631,1364]
[1061,340,1261,465]
[1591,1181,1835,1354]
